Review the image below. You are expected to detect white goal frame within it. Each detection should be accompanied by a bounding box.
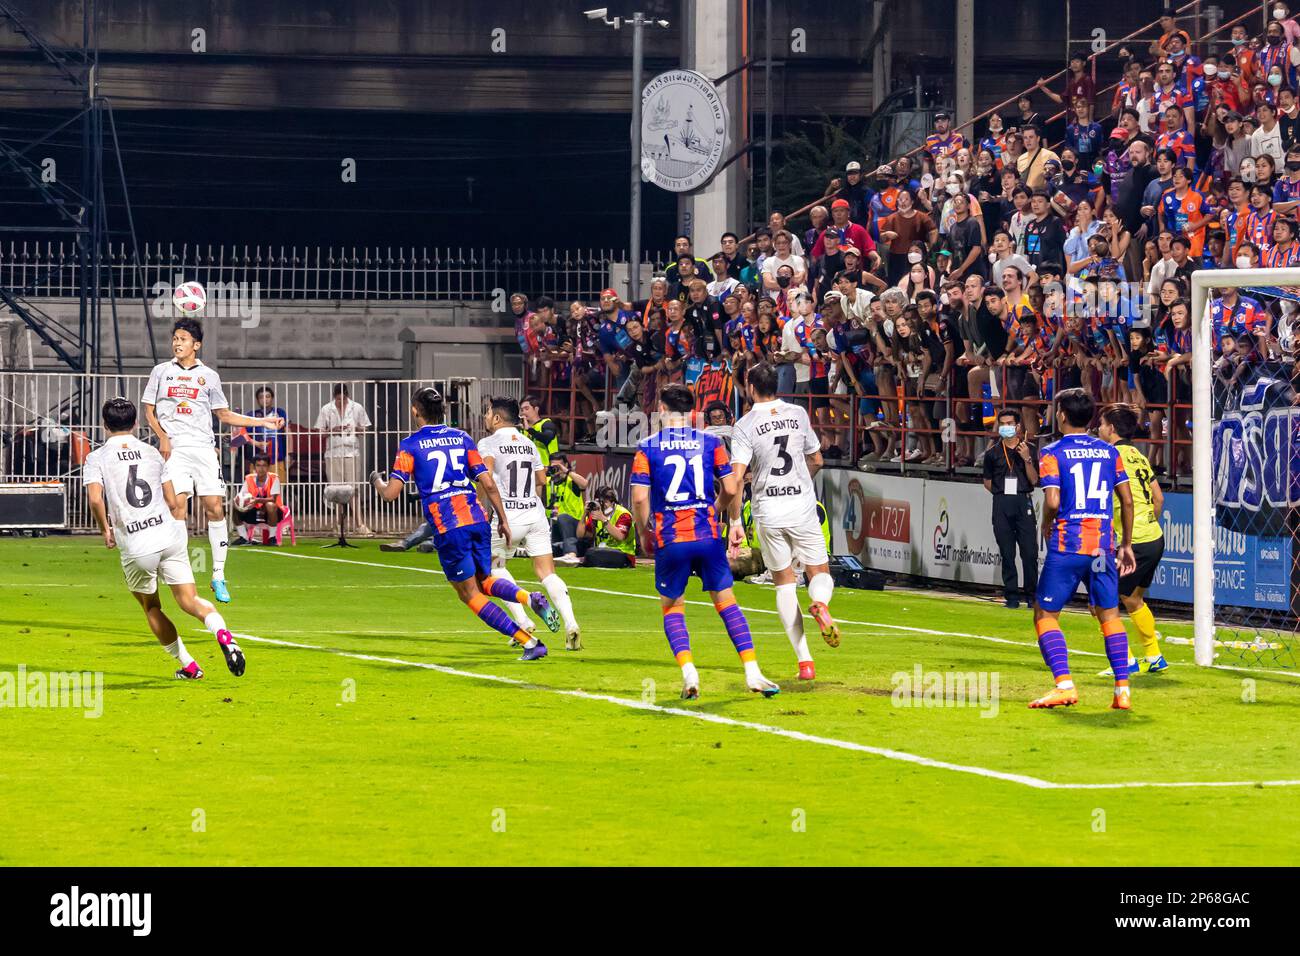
[1189,266,1299,666]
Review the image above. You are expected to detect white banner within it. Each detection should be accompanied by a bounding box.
[824,469,1045,588]
[822,470,925,576]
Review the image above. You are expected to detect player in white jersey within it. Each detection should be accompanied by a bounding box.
[478,397,582,649]
[142,317,283,604]
[728,362,840,681]
[84,398,247,680]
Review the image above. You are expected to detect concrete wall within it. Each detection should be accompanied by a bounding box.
[5,298,513,380]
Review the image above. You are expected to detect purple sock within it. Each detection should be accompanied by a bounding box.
[1101,621,1131,680]
[473,597,522,639]
[1036,627,1071,680]
[716,602,754,655]
[483,576,525,604]
[663,610,692,659]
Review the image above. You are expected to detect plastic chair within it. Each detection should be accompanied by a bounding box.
[242,506,296,546]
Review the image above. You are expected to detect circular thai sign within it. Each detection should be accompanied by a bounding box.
[640,69,729,193]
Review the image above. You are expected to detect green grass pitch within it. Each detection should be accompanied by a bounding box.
[1,536,1298,866]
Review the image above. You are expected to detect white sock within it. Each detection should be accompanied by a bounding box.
[680,661,699,686]
[208,518,229,578]
[807,571,834,607]
[743,659,764,682]
[202,610,228,637]
[541,573,578,633]
[522,636,538,649]
[493,567,533,628]
[775,582,812,663]
[164,638,195,667]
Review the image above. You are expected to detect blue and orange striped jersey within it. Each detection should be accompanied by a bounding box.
[924,131,966,161]
[631,426,732,549]
[1038,433,1129,555]
[1160,187,1212,255]
[1262,241,1300,268]
[391,424,488,534]
[1210,294,1269,338]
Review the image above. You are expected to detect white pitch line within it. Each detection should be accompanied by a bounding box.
[248,549,1300,681]
[230,629,1300,792]
[246,549,1109,659]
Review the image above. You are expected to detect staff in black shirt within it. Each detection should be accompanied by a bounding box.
[981,408,1039,609]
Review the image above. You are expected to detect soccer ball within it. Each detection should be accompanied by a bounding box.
[173,281,207,315]
[233,490,254,511]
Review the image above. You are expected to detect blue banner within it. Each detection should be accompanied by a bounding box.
[1147,492,1292,611]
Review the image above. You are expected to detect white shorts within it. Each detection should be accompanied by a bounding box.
[755,521,829,573]
[121,531,194,595]
[167,445,224,498]
[492,513,552,563]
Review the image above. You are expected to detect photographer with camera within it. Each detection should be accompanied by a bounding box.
[580,486,637,568]
[545,453,589,565]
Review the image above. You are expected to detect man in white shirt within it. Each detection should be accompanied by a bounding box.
[728,362,840,681]
[478,396,581,649]
[143,316,283,604]
[1251,102,1286,167]
[85,397,247,680]
[761,231,808,295]
[315,383,373,534]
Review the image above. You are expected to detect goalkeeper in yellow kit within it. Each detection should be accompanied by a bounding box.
[1098,405,1168,675]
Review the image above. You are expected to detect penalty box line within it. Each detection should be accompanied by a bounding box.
[241,550,1300,791]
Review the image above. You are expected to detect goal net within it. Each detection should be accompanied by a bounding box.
[1190,268,1300,670]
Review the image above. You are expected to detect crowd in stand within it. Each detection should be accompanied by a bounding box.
[514,10,1300,477]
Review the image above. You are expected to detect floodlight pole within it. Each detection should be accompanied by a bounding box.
[630,11,645,304]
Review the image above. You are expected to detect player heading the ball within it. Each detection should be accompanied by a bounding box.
[630,383,780,700]
[371,386,560,659]
[141,310,284,605]
[84,397,247,680]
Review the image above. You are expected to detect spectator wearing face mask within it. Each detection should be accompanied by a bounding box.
[1258,20,1300,98]
[877,189,938,284]
[982,409,1038,609]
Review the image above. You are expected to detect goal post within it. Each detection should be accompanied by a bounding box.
[1190,267,1300,669]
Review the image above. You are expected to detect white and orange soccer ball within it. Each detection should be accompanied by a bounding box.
[233,489,254,511]
[173,281,207,315]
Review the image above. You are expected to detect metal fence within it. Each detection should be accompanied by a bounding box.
[0,242,670,303]
[0,371,522,536]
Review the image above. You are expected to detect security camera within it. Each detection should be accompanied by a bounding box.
[584,7,608,18]
[656,19,670,28]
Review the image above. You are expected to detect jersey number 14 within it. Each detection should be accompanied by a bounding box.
[1069,461,1110,509]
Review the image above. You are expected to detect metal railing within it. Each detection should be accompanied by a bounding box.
[0,242,671,304]
[521,354,1196,484]
[0,371,522,535]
